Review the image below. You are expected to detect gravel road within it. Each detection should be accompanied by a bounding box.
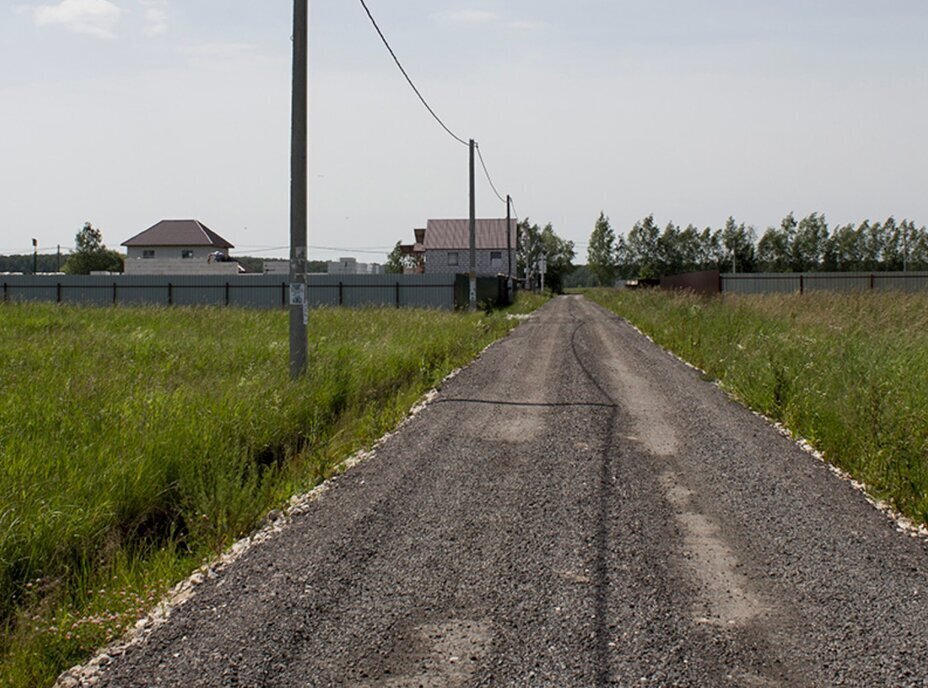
[89,295,928,687]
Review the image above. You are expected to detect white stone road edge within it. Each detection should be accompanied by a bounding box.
[54,320,536,688]
[612,310,928,544]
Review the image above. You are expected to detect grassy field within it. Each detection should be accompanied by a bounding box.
[585,289,928,527]
[0,295,546,687]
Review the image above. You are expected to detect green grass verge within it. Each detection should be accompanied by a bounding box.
[0,297,541,687]
[584,288,928,526]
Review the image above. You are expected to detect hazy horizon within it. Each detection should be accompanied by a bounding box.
[2,0,927,261]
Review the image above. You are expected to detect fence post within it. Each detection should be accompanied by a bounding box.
[56,283,62,303]
[338,281,344,306]
[281,282,287,308]
[395,281,400,309]
[112,283,117,305]
[3,282,7,302]
[225,282,230,307]
[799,274,804,295]
[870,273,875,291]
[168,282,173,306]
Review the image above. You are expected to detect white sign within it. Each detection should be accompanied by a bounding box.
[289,283,306,306]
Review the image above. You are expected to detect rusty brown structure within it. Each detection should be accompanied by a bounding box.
[660,270,721,296]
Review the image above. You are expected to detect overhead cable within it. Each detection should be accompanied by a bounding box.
[358,0,469,147]
[475,143,507,205]
[240,245,393,256]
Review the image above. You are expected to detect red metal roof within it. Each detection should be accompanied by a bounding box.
[122,220,234,248]
[424,219,517,250]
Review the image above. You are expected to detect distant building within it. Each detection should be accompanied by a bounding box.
[263,261,290,275]
[400,219,517,276]
[327,257,384,275]
[122,220,243,275]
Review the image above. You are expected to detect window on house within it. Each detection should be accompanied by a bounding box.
[181,250,195,259]
[142,250,155,259]
[490,251,503,268]
[447,252,459,266]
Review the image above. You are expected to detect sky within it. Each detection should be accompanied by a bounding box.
[1,1,927,262]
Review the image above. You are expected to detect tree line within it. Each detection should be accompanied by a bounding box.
[0,223,123,275]
[587,212,928,285]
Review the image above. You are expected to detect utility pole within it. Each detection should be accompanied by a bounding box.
[289,0,309,380]
[468,139,476,311]
[57,245,61,272]
[32,239,37,275]
[506,195,513,304]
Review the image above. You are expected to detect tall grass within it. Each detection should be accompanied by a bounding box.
[585,289,928,525]
[0,300,536,686]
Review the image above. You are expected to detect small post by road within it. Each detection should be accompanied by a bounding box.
[469,139,477,311]
[506,195,513,303]
[289,0,309,380]
[538,253,547,293]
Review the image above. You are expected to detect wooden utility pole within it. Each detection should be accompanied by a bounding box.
[469,139,476,311]
[289,0,309,379]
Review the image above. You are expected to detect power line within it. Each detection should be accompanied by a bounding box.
[475,143,506,205]
[237,245,393,256]
[358,0,468,147]
[311,245,393,255]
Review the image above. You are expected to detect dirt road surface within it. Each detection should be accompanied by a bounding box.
[90,296,928,687]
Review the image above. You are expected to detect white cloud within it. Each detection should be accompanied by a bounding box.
[443,9,498,25]
[507,20,541,31]
[139,0,167,36]
[32,0,123,39]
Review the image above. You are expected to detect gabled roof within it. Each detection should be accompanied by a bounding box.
[122,220,234,248]
[424,219,517,250]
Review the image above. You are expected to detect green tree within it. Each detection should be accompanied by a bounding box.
[625,214,662,278]
[857,220,884,271]
[384,241,421,274]
[657,222,683,275]
[614,234,631,279]
[757,227,787,272]
[880,217,917,271]
[908,225,928,271]
[697,227,724,271]
[721,217,756,273]
[791,213,830,271]
[63,223,123,274]
[518,219,575,293]
[587,212,617,286]
[677,224,702,273]
[826,223,862,271]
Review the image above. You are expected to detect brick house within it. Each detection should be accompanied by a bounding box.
[122,220,242,275]
[402,219,517,277]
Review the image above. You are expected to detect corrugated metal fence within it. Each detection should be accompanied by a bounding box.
[0,274,462,309]
[722,272,928,295]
